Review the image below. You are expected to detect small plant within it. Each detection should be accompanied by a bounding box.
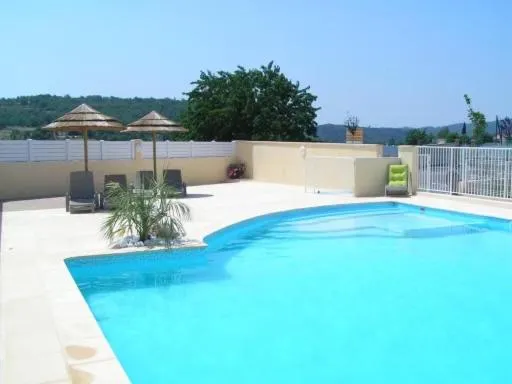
[499,117,512,143]
[101,179,191,245]
[344,114,359,135]
[227,163,246,179]
[464,94,487,145]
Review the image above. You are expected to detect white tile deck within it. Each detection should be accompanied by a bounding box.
[1,181,512,383]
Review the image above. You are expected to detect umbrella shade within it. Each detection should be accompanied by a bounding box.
[43,104,124,171]
[122,111,188,180]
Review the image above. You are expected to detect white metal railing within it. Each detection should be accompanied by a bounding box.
[418,146,512,200]
[0,140,235,163]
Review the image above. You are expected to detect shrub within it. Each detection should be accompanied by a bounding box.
[101,179,190,244]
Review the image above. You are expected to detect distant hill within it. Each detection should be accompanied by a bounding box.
[317,122,499,144]
[0,95,187,128]
[0,95,189,140]
[0,95,501,143]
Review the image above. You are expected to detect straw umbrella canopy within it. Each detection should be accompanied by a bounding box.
[43,104,124,171]
[122,111,188,178]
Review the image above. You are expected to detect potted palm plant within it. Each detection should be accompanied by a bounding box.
[102,179,190,247]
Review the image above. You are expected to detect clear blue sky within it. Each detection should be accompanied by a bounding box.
[1,0,511,127]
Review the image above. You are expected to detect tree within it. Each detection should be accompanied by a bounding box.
[9,129,26,140]
[182,62,319,141]
[405,129,433,145]
[445,132,459,144]
[437,127,450,139]
[459,134,471,145]
[460,122,469,144]
[29,128,54,140]
[464,94,487,145]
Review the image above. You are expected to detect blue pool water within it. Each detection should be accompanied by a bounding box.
[67,202,512,383]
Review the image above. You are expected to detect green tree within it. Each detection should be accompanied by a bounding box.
[437,127,450,139]
[9,129,26,140]
[464,94,487,145]
[182,62,319,141]
[405,129,433,145]
[459,134,471,145]
[29,128,54,140]
[445,132,459,144]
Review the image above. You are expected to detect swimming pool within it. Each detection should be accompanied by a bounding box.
[66,202,512,383]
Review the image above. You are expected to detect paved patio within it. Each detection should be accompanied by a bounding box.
[1,181,512,383]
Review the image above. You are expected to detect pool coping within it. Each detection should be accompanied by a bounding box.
[2,193,512,383]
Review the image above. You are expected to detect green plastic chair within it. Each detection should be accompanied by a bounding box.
[385,164,409,196]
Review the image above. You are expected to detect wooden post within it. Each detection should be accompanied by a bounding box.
[83,127,89,172]
[152,131,157,180]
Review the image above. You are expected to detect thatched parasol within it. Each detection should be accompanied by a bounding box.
[122,111,188,178]
[43,104,124,171]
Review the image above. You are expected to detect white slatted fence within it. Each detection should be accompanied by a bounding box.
[0,140,235,162]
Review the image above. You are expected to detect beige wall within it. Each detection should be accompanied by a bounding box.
[0,156,233,200]
[398,145,418,194]
[234,140,383,186]
[1,141,418,200]
[353,157,402,197]
[306,156,355,192]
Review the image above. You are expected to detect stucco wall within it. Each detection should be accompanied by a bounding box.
[353,157,402,197]
[0,156,233,200]
[398,146,418,194]
[1,141,418,200]
[234,140,383,186]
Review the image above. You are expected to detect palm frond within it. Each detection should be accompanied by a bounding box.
[101,179,191,246]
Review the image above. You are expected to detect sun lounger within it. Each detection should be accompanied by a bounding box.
[139,170,154,190]
[163,169,187,197]
[385,164,410,196]
[66,171,97,213]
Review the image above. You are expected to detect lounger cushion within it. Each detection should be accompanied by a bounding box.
[388,165,408,187]
[70,171,95,198]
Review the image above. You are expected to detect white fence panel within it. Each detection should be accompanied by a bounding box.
[168,142,192,158]
[0,140,28,162]
[67,140,82,160]
[418,146,512,200]
[0,140,235,162]
[102,141,133,160]
[87,141,101,160]
[141,142,168,159]
[30,141,67,161]
[191,142,234,157]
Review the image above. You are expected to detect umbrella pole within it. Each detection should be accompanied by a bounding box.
[84,127,89,172]
[152,131,157,181]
